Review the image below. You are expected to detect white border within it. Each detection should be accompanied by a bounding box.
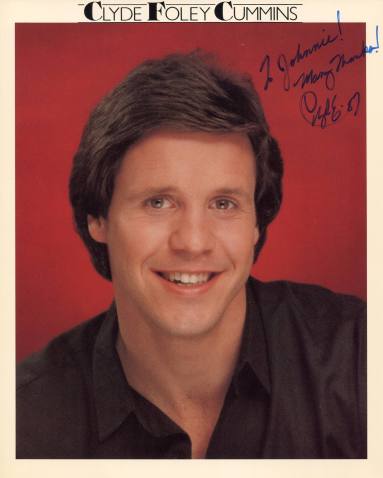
[1,0,382,476]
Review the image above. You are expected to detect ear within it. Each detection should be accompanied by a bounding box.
[87,215,107,243]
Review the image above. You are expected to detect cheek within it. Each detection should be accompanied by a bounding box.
[107,217,171,261]
[215,220,258,259]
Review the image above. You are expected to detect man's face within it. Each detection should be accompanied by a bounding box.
[89,130,258,338]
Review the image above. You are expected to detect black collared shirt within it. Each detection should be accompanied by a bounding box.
[16,278,366,458]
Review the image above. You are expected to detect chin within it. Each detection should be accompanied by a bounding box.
[147,303,229,339]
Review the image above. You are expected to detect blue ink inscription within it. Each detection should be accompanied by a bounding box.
[293,66,336,90]
[258,10,378,128]
[289,31,339,68]
[259,54,273,91]
[300,90,360,128]
[276,54,290,91]
[365,25,379,53]
[330,26,379,73]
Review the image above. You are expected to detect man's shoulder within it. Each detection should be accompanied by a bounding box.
[250,276,365,317]
[17,310,107,391]
[249,277,366,344]
[16,310,110,458]
[248,277,366,458]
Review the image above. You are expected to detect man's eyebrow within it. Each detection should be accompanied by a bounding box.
[125,186,253,200]
[212,187,253,199]
[125,186,179,199]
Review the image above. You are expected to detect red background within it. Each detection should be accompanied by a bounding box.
[16,22,366,361]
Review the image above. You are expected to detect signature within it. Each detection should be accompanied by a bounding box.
[299,90,361,129]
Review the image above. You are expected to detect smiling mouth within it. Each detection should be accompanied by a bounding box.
[156,271,217,286]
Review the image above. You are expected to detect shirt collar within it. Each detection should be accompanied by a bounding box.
[233,278,271,396]
[92,303,136,442]
[92,304,182,442]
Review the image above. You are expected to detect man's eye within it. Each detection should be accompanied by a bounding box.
[146,197,172,209]
[213,198,236,210]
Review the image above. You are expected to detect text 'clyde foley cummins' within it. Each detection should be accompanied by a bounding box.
[81,1,300,22]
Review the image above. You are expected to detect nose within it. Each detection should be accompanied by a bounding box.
[169,208,215,257]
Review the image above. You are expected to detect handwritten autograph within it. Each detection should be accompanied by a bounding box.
[261,12,379,93]
[260,11,378,128]
[300,90,360,129]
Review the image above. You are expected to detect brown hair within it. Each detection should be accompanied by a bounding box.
[69,51,283,280]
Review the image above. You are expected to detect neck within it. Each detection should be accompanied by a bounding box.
[115,288,247,414]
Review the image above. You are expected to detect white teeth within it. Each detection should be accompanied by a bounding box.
[181,273,188,283]
[161,272,212,285]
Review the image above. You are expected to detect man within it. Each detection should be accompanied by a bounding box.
[17,52,366,459]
